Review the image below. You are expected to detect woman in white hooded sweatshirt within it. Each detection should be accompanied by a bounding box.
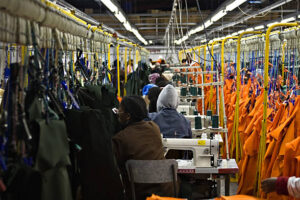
[149,84,192,138]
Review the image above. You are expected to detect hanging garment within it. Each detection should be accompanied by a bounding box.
[27,97,73,200]
[65,85,124,200]
[113,121,174,200]
[2,162,42,200]
[125,65,151,96]
[66,108,124,200]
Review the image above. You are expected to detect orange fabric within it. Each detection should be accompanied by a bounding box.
[214,195,261,200]
[146,194,185,200]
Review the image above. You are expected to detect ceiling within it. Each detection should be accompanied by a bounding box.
[64,0,299,45]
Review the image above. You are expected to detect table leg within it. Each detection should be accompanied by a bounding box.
[225,175,230,196]
[217,178,221,197]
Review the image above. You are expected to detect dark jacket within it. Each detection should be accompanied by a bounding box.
[149,85,192,138]
[112,121,174,200]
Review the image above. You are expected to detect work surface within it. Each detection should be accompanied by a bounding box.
[177,159,238,174]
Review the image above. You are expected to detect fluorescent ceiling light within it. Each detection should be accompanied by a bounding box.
[123,21,132,31]
[238,29,244,34]
[298,14,300,18]
[182,35,188,41]
[114,12,126,23]
[267,21,279,27]
[245,28,254,31]
[201,39,207,43]
[281,17,296,23]
[211,10,227,22]
[204,20,213,28]
[232,32,238,36]
[101,0,118,13]
[194,26,204,33]
[226,0,247,11]
[254,25,264,30]
[149,40,153,44]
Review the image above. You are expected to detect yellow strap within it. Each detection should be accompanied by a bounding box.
[108,44,111,81]
[124,47,128,96]
[117,45,121,97]
[129,49,132,73]
[198,47,201,65]
[209,44,214,112]
[281,42,286,85]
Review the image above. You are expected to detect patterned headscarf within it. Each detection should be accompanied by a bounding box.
[148,73,160,84]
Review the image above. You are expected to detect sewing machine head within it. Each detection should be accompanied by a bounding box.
[162,134,220,167]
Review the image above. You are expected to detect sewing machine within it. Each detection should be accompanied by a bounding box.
[162,134,221,167]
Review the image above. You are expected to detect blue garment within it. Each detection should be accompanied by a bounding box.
[142,84,157,96]
[149,108,192,138]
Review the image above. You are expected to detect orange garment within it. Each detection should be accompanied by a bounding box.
[237,107,272,195]
[261,98,300,200]
[214,195,261,200]
[146,194,185,200]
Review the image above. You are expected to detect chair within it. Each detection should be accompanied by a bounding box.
[125,159,178,200]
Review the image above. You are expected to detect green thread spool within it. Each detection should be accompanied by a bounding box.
[195,116,202,129]
[190,87,197,96]
[207,110,212,117]
[181,75,187,83]
[212,115,219,128]
[198,88,202,96]
[181,87,187,96]
[193,110,198,115]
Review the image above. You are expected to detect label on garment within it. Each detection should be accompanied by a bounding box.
[197,140,206,145]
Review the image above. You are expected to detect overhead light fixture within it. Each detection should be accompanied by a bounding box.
[123,21,132,31]
[232,32,238,36]
[211,10,227,22]
[100,0,147,45]
[254,25,264,30]
[114,12,126,23]
[267,21,279,27]
[226,0,247,11]
[149,40,153,44]
[204,20,213,28]
[298,14,300,18]
[238,29,244,34]
[201,39,207,43]
[245,28,254,31]
[182,35,188,41]
[101,0,118,13]
[281,17,296,23]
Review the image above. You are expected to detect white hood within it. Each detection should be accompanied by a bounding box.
[156,84,179,112]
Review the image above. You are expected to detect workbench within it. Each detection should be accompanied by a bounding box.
[177,159,238,196]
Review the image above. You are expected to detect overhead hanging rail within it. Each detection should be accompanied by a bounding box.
[0,0,150,54]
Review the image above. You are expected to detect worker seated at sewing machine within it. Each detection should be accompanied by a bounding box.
[149,84,192,139]
[112,96,175,199]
